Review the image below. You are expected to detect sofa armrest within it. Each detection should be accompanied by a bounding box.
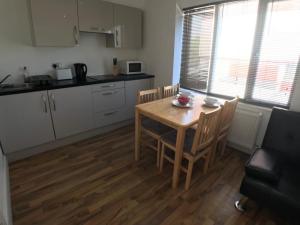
[245,148,280,184]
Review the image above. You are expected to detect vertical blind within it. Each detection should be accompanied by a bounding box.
[180,0,300,107]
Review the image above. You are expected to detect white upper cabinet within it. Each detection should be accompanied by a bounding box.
[0,91,55,154]
[29,0,79,47]
[78,0,114,33]
[107,4,143,49]
[48,86,94,140]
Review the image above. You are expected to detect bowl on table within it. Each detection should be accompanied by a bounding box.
[203,97,220,107]
[177,94,190,106]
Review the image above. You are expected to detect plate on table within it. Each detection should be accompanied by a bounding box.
[172,99,193,108]
[202,102,220,108]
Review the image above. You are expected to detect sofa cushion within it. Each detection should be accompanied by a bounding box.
[245,148,280,184]
[262,108,300,167]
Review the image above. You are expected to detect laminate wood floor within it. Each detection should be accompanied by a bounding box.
[10,125,291,225]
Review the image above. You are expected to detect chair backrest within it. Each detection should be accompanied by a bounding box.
[163,84,180,98]
[218,97,239,138]
[191,107,222,155]
[137,88,161,104]
[262,107,300,166]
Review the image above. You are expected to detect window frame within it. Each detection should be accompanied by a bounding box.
[181,0,300,109]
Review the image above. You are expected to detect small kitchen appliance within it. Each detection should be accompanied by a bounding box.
[56,68,73,80]
[119,60,144,75]
[26,75,53,86]
[74,63,88,81]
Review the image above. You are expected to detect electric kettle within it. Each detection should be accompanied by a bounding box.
[74,63,87,81]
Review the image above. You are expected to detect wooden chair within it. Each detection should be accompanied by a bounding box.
[214,97,239,158]
[137,88,161,104]
[159,107,222,190]
[162,84,180,98]
[137,88,172,167]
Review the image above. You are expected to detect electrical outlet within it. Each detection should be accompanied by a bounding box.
[52,63,62,69]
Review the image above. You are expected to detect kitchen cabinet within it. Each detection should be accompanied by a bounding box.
[78,0,114,33]
[124,79,152,119]
[29,0,79,47]
[92,88,125,113]
[0,91,55,154]
[0,77,153,153]
[48,86,93,139]
[107,4,143,49]
[92,81,126,128]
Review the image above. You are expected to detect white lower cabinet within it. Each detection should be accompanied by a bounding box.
[94,108,126,128]
[0,91,55,153]
[91,82,126,128]
[48,86,93,139]
[124,79,152,119]
[0,78,153,153]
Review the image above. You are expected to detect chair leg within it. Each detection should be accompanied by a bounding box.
[235,196,248,212]
[159,144,165,173]
[209,141,218,167]
[203,150,211,174]
[185,160,194,190]
[156,139,161,168]
[220,138,227,156]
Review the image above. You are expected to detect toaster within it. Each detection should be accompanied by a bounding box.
[56,68,73,80]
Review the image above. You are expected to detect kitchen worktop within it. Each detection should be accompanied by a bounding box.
[0,74,154,96]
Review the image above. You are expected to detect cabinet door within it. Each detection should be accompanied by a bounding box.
[108,4,142,48]
[125,79,152,119]
[48,86,93,139]
[78,0,114,33]
[93,88,125,113]
[0,91,55,153]
[29,0,79,46]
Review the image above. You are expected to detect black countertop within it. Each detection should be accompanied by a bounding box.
[0,74,154,96]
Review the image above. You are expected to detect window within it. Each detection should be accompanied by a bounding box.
[180,0,300,107]
[180,6,215,92]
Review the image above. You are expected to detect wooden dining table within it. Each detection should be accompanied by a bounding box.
[135,94,222,189]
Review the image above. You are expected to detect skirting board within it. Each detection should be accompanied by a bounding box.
[7,120,133,162]
[227,141,254,155]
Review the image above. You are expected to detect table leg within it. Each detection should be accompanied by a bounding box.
[172,127,186,189]
[135,108,142,161]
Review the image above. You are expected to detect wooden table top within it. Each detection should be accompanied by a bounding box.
[136,95,222,128]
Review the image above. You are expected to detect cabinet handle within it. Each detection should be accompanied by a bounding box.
[51,94,56,111]
[0,141,4,154]
[73,25,79,45]
[90,26,99,31]
[101,84,116,88]
[102,91,118,96]
[41,94,48,113]
[114,26,121,48]
[104,111,118,116]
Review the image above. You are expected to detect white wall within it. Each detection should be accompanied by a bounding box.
[141,0,178,87]
[0,147,12,225]
[0,0,143,83]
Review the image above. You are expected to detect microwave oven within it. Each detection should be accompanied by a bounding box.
[120,61,144,75]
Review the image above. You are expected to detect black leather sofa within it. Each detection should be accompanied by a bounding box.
[237,107,300,221]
